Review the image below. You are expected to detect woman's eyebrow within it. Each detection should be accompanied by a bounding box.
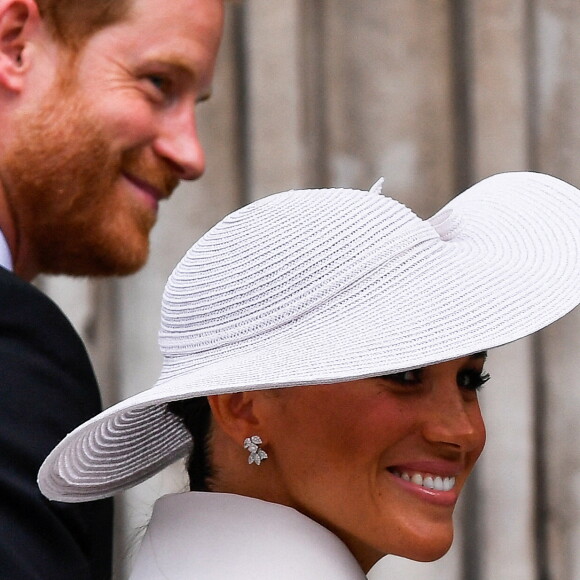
[470,351,488,361]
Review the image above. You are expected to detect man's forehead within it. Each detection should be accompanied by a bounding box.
[69,0,223,77]
[127,0,225,27]
[111,0,224,53]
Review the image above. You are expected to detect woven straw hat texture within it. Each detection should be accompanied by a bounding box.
[39,171,580,502]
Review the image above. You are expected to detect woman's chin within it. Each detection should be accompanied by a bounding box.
[397,538,453,563]
[347,521,454,570]
[388,525,454,563]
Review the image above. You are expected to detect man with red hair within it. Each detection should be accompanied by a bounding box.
[0,0,225,576]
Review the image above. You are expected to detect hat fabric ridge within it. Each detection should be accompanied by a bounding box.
[39,172,580,502]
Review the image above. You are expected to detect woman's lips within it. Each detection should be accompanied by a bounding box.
[386,462,462,506]
[392,470,456,491]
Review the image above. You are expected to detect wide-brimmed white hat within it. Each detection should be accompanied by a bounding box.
[39,172,580,502]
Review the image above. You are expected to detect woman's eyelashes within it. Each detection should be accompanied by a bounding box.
[457,369,490,391]
[381,368,490,391]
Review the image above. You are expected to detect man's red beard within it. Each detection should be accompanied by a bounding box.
[2,85,178,277]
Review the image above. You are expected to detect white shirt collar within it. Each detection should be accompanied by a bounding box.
[130,492,367,580]
[0,228,13,271]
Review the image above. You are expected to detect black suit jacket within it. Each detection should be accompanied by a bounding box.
[0,267,113,579]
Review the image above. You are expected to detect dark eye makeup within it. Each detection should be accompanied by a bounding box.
[380,366,490,392]
[384,369,423,385]
[457,369,490,391]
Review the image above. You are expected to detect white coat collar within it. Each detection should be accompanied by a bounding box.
[130,492,368,579]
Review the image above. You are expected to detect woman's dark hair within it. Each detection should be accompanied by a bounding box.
[167,397,213,492]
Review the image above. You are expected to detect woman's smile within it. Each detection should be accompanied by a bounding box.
[242,354,488,570]
[386,463,461,507]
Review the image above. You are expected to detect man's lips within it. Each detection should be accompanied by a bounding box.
[123,172,171,209]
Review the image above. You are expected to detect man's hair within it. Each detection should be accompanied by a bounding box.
[35,0,131,48]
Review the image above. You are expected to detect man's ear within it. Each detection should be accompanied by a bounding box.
[0,0,41,92]
[208,392,263,446]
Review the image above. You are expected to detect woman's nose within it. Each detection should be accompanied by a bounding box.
[421,385,486,452]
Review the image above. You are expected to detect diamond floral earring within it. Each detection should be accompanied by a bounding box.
[243,435,268,465]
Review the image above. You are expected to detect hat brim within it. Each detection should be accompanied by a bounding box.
[39,172,580,502]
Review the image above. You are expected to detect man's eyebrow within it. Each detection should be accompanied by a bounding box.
[470,351,488,360]
[150,59,191,74]
[141,54,199,77]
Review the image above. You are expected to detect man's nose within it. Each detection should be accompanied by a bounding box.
[153,107,206,181]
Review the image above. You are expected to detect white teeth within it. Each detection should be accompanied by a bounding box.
[394,471,456,491]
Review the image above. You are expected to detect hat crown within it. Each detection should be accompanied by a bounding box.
[159,187,434,360]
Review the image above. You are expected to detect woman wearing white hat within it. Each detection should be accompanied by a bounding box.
[40,172,580,579]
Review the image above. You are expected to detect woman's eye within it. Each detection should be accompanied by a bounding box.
[457,369,490,391]
[384,369,422,385]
